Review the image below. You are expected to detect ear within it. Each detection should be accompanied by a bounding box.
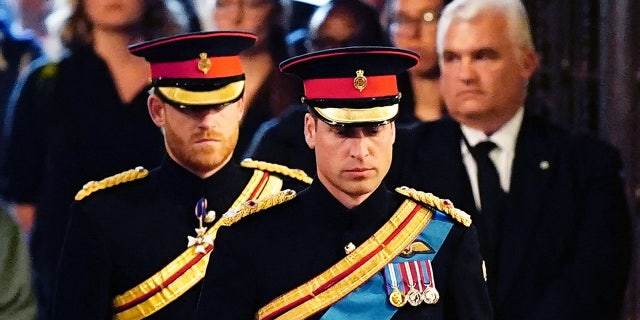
[390,122,396,145]
[148,95,166,127]
[303,113,316,150]
[236,96,247,120]
[520,48,539,80]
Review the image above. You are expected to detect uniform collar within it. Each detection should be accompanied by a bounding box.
[156,156,250,213]
[302,180,397,247]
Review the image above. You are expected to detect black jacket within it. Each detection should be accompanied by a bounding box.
[387,113,632,320]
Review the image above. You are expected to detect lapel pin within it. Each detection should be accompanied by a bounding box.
[539,160,550,170]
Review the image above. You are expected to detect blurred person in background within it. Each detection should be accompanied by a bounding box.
[0,0,41,157]
[243,0,390,175]
[197,0,301,155]
[0,204,36,320]
[6,0,58,58]
[281,0,318,57]
[383,0,449,123]
[0,0,187,318]
[389,0,632,318]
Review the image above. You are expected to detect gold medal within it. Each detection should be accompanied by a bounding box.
[406,286,422,306]
[422,286,440,304]
[388,287,406,308]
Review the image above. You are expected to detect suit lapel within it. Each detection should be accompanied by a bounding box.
[419,118,476,216]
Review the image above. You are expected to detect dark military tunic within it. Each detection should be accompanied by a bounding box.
[51,157,308,319]
[196,181,492,320]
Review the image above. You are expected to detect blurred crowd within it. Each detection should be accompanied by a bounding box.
[0,0,635,320]
[0,1,449,318]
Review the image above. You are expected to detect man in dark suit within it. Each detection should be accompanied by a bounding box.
[388,0,632,319]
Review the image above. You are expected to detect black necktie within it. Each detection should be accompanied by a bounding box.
[469,141,505,288]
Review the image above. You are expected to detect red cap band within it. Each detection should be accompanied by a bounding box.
[150,56,243,79]
[303,75,398,100]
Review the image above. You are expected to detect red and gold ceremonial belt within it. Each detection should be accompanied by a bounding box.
[112,169,284,320]
[258,198,433,320]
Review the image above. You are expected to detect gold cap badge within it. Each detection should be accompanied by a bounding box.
[353,69,367,92]
[197,52,211,75]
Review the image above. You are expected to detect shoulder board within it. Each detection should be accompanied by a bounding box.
[241,158,313,185]
[219,189,297,227]
[74,167,149,201]
[395,186,471,227]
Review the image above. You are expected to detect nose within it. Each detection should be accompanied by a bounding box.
[457,57,476,85]
[348,134,370,160]
[230,3,244,25]
[197,108,220,129]
[406,21,423,39]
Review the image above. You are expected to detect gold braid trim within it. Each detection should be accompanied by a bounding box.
[241,159,313,185]
[219,189,297,227]
[74,167,149,201]
[257,200,431,319]
[395,186,472,227]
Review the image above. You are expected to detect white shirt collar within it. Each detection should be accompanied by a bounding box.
[460,106,524,153]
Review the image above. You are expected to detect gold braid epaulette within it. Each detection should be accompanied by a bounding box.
[241,159,313,185]
[74,167,149,201]
[219,189,297,227]
[395,186,472,227]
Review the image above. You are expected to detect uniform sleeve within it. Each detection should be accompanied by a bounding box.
[1,62,53,203]
[448,225,493,319]
[51,203,113,320]
[195,226,259,319]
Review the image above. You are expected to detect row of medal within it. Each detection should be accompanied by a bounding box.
[384,260,440,307]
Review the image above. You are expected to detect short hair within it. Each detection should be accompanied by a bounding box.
[436,0,534,58]
[308,0,388,48]
[60,0,186,48]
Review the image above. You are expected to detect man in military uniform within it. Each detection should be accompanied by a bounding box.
[196,47,491,319]
[51,31,311,320]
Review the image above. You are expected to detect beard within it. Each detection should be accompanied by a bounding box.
[163,124,238,175]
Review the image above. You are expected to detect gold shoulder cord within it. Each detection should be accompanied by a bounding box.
[74,167,149,201]
[241,159,313,185]
[395,186,471,227]
[219,189,296,227]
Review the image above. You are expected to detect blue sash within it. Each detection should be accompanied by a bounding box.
[320,211,454,319]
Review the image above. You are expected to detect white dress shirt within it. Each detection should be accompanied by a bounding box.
[460,107,524,210]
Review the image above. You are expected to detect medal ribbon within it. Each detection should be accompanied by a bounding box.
[319,211,453,320]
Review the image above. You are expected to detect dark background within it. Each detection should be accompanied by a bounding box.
[522,0,639,317]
